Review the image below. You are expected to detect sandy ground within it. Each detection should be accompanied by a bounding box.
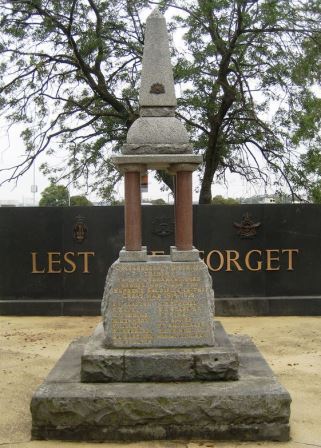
[0,316,321,448]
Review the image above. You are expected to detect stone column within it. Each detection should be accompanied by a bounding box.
[171,164,197,251]
[123,165,144,251]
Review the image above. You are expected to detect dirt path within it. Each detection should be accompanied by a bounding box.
[0,316,320,448]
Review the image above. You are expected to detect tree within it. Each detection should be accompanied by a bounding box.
[151,198,166,205]
[39,185,69,206]
[39,185,92,206]
[291,148,321,203]
[211,195,239,205]
[273,191,293,204]
[70,195,93,206]
[1,1,321,203]
[111,199,125,205]
[171,0,321,203]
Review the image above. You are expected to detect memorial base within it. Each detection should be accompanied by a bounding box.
[81,321,238,382]
[102,257,215,348]
[31,330,291,442]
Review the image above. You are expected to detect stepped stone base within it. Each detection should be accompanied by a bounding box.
[31,332,291,442]
[81,321,238,382]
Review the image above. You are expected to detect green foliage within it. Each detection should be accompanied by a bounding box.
[111,199,125,205]
[70,195,93,206]
[310,183,321,203]
[290,148,321,203]
[273,191,293,204]
[150,198,166,205]
[1,1,321,203]
[211,195,239,205]
[39,185,69,207]
[39,185,92,206]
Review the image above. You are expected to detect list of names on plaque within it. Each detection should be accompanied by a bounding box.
[105,261,214,347]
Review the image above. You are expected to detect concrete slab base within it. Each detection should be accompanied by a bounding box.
[81,321,239,382]
[31,333,291,442]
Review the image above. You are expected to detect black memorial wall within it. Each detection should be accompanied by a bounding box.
[0,204,320,315]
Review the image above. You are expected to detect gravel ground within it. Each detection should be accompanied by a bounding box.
[0,315,321,448]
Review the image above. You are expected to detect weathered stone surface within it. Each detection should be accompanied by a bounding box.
[139,8,176,108]
[119,247,147,262]
[170,246,200,262]
[124,350,194,382]
[122,143,192,155]
[81,349,124,382]
[101,258,215,348]
[81,321,238,382]
[112,154,202,171]
[126,117,189,146]
[140,106,175,117]
[31,333,291,442]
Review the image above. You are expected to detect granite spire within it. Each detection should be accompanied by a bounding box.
[139,7,177,110]
[124,7,191,154]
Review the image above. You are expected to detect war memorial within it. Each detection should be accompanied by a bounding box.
[28,9,291,442]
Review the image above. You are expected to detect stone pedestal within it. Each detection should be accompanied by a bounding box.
[31,333,291,442]
[170,246,200,262]
[30,252,291,441]
[101,257,215,348]
[81,321,238,382]
[119,246,147,262]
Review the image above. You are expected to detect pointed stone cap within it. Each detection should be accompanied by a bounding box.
[116,7,197,157]
[139,8,177,109]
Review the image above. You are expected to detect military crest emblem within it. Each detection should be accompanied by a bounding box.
[73,215,88,243]
[233,212,261,239]
[150,82,165,94]
[152,217,174,237]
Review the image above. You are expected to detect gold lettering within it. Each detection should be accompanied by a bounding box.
[206,250,224,272]
[150,251,165,256]
[31,252,45,274]
[282,249,299,271]
[226,250,243,271]
[64,252,76,273]
[47,252,62,274]
[266,249,280,271]
[78,251,95,273]
[245,250,262,272]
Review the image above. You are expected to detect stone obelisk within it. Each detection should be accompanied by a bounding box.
[31,9,291,443]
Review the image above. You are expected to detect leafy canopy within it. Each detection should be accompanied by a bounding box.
[39,184,69,206]
[70,195,93,206]
[211,195,239,205]
[1,0,321,203]
[39,184,92,206]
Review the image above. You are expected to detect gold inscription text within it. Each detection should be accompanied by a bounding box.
[31,251,95,274]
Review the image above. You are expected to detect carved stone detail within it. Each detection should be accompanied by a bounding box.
[150,83,165,94]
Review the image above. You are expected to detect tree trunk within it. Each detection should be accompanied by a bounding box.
[157,170,175,193]
[199,168,213,204]
[199,132,221,204]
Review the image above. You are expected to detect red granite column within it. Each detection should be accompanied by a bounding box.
[124,169,142,251]
[175,168,193,251]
